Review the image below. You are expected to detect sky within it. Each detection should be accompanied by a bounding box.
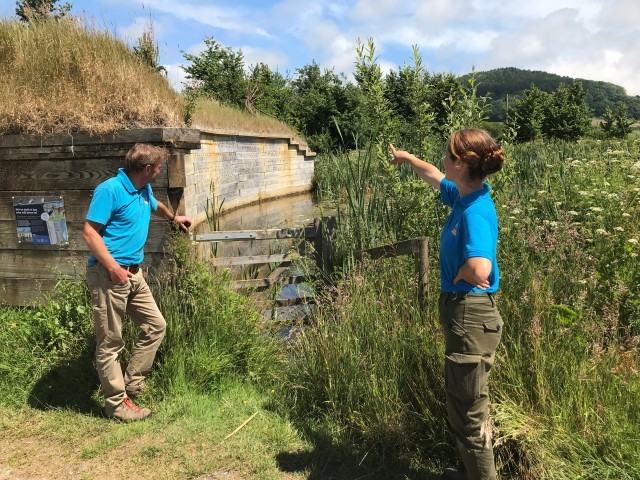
[3,0,640,95]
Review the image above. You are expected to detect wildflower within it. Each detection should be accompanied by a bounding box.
[509,216,516,220]
[590,207,604,213]
[512,208,521,214]
[604,181,610,187]
[607,193,618,199]
[628,238,638,245]
[595,229,607,235]
[631,161,640,171]
[571,160,582,167]
[537,190,546,195]
[578,191,590,196]
[614,227,624,232]
[568,211,579,216]
[622,213,631,217]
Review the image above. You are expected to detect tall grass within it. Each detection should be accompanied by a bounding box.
[0,17,183,135]
[281,137,640,478]
[0,234,281,410]
[0,17,304,140]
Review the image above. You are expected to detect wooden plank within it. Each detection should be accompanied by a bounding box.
[0,189,171,221]
[0,220,170,251]
[231,275,306,290]
[0,277,56,306]
[252,296,316,307]
[0,148,132,161]
[0,250,168,279]
[357,238,421,261]
[192,226,315,242]
[0,128,202,149]
[0,158,168,191]
[210,253,291,267]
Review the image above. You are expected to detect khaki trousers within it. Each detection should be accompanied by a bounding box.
[86,263,166,413]
[439,292,503,480]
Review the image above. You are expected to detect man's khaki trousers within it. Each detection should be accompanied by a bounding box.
[86,263,166,413]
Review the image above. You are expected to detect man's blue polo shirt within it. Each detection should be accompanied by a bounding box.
[86,168,158,266]
[439,178,500,293]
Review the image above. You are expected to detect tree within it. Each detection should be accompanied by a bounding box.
[512,86,548,142]
[133,22,166,74]
[15,0,71,22]
[541,81,592,140]
[245,63,293,121]
[601,102,633,139]
[290,62,348,151]
[182,38,246,108]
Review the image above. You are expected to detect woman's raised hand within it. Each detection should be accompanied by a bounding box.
[389,144,411,165]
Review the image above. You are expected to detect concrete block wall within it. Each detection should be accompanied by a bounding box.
[183,130,315,226]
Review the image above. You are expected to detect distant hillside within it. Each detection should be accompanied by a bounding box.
[460,67,640,122]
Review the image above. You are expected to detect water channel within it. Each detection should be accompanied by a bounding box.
[194,191,336,329]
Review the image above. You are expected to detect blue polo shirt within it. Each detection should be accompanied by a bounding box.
[86,168,158,266]
[439,178,500,293]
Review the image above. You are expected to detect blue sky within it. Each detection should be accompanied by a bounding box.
[3,0,639,95]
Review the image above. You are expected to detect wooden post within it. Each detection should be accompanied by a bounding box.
[322,216,337,274]
[313,217,323,271]
[415,237,428,309]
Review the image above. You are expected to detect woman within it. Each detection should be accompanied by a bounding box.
[390,129,505,480]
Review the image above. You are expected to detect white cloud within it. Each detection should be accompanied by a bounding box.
[118,16,163,44]
[130,0,270,37]
[241,46,288,71]
[164,63,189,92]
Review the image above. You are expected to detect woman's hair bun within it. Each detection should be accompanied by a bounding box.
[482,147,505,175]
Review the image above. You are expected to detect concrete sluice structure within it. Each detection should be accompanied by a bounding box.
[0,128,315,305]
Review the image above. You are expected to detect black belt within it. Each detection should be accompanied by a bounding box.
[441,291,494,301]
[121,264,140,274]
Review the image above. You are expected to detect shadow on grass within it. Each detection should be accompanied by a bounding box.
[28,344,102,416]
[275,429,446,480]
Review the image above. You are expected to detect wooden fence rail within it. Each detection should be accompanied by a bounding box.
[192,218,427,308]
[358,237,429,308]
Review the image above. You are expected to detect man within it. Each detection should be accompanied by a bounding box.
[83,143,191,422]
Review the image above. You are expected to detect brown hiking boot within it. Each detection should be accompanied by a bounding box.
[125,383,146,399]
[105,397,152,422]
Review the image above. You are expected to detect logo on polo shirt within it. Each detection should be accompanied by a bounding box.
[451,226,458,236]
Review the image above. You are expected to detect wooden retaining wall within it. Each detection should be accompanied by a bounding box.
[0,128,315,306]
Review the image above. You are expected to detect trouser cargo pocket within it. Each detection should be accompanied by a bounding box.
[445,352,483,402]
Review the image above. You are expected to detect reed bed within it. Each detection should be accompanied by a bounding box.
[281,137,640,478]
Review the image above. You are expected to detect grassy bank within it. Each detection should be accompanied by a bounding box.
[0,17,301,140]
[280,137,640,478]
[0,236,304,479]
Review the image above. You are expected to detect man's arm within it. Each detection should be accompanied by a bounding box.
[82,220,131,284]
[153,201,192,233]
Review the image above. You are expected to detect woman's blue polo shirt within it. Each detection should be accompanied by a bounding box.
[86,168,158,266]
[439,178,500,293]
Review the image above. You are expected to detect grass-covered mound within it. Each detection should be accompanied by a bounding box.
[0,17,183,135]
[0,17,301,139]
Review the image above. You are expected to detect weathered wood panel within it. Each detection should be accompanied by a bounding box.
[0,220,170,251]
[0,190,171,221]
[0,159,168,191]
[0,277,57,306]
[0,128,201,149]
[0,250,168,279]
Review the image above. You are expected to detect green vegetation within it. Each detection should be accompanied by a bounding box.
[296,136,640,479]
[2,10,640,479]
[0,235,309,478]
[0,16,300,139]
[462,67,640,121]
